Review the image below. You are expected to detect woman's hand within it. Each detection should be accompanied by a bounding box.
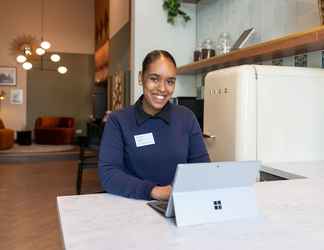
[150,185,172,201]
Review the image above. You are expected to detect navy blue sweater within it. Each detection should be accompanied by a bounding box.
[98,99,210,200]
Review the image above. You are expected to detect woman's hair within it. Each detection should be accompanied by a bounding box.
[142,50,176,74]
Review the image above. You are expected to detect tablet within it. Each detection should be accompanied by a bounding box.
[231,28,255,51]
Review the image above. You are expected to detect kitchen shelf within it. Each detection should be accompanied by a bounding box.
[177,25,324,75]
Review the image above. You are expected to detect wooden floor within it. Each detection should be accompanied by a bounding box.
[0,160,102,250]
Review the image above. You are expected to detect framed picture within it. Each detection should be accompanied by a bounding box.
[107,75,113,111]
[0,67,17,86]
[10,89,23,104]
[111,70,125,111]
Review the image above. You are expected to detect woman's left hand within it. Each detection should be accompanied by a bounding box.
[150,185,172,201]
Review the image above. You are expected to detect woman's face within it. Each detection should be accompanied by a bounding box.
[141,56,176,115]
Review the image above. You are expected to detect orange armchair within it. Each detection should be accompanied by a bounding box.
[0,118,14,150]
[34,117,75,145]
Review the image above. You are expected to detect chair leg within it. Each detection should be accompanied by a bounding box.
[76,162,83,195]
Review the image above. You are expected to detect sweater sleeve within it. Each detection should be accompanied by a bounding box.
[187,114,210,163]
[98,114,156,200]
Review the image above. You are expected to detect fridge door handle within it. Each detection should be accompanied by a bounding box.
[203,133,216,139]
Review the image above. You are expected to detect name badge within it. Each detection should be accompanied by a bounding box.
[134,133,155,147]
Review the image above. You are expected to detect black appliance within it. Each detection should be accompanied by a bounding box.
[172,97,204,131]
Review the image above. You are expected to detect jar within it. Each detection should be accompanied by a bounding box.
[201,39,216,60]
[216,32,232,55]
[193,44,202,62]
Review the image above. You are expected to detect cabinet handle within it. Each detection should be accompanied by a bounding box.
[203,133,216,139]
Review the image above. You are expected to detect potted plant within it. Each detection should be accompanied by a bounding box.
[163,0,191,25]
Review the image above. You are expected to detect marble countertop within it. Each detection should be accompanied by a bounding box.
[261,161,324,179]
[57,162,324,250]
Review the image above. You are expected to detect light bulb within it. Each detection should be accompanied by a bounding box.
[24,47,32,56]
[50,54,61,62]
[22,62,33,70]
[57,66,68,74]
[36,47,46,55]
[16,55,27,63]
[40,41,51,50]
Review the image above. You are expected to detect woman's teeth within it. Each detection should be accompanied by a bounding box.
[155,95,164,100]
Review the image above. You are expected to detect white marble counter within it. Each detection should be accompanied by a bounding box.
[262,161,324,179]
[57,165,324,250]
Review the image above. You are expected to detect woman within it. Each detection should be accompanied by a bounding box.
[99,50,210,201]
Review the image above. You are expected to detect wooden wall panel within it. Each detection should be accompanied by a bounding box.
[319,0,324,24]
[95,0,109,50]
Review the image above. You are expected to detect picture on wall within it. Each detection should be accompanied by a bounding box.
[10,89,23,104]
[0,67,17,86]
[111,70,125,111]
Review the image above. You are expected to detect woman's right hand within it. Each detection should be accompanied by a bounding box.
[150,185,172,201]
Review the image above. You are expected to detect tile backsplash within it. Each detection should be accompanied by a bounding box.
[294,54,308,67]
[263,50,324,68]
[271,58,283,66]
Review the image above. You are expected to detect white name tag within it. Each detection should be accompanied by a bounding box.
[134,133,155,147]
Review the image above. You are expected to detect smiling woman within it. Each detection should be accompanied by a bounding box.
[140,51,177,115]
[98,50,210,201]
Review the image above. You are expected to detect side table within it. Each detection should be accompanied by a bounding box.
[16,130,32,145]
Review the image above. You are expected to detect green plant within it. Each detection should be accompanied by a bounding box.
[163,0,191,25]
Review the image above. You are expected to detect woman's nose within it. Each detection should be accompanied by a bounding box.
[157,81,166,92]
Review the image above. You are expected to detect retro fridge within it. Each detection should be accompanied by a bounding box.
[204,65,324,163]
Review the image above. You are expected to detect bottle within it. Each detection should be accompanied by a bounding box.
[193,44,202,62]
[216,32,232,55]
[201,39,216,60]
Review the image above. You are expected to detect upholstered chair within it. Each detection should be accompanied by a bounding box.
[0,118,14,150]
[34,117,75,145]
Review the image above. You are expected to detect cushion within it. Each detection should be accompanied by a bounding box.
[40,117,59,128]
[58,118,73,128]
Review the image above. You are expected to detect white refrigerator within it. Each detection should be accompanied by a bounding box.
[204,65,324,163]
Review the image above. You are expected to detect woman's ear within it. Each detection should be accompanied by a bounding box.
[138,71,143,86]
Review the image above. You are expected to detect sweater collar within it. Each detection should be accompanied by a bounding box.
[134,95,171,125]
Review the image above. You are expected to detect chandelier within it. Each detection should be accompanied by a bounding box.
[11,0,68,74]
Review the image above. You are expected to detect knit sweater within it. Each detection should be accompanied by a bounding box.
[98,98,210,200]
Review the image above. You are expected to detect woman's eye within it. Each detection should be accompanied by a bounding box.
[150,77,159,82]
[166,79,175,85]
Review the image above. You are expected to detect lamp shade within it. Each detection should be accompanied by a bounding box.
[36,47,46,55]
[50,54,61,62]
[57,66,68,74]
[22,62,33,70]
[16,55,27,63]
[40,40,51,50]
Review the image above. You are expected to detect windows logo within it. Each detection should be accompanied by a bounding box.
[213,200,222,210]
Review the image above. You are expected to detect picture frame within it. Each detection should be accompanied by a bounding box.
[0,66,17,86]
[10,88,23,104]
[111,70,125,111]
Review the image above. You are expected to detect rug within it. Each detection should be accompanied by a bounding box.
[0,143,77,154]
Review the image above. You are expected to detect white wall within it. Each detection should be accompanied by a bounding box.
[197,0,320,48]
[109,0,130,39]
[0,0,94,130]
[131,0,197,103]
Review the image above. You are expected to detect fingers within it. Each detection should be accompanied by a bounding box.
[150,185,172,201]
